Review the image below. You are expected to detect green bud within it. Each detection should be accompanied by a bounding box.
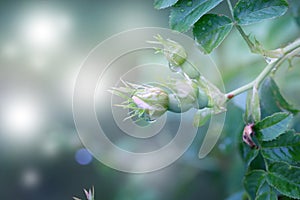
[110,82,168,122]
[167,79,201,113]
[180,62,200,79]
[197,87,209,109]
[110,77,211,122]
[149,35,201,80]
[150,34,187,67]
[132,87,169,121]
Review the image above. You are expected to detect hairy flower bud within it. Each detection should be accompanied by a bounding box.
[149,35,187,67]
[111,78,210,122]
[149,35,200,79]
[166,79,208,113]
[131,87,169,121]
[110,82,169,122]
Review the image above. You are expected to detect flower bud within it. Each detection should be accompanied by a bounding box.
[110,83,169,122]
[151,35,187,67]
[167,79,201,113]
[131,87,169,121]
[197,87,209,109]
[149,35,201,79]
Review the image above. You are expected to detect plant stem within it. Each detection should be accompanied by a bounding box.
[235,25,257,52]
[226,39,300,100]
[226,0,233,16]
[225,0,260,55]
[235,25,287,58]
[226,0,285,58]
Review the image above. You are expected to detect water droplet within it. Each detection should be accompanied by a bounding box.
[202,27,206,31]
[207,20,212,26]
[180,8,185,12]
[265,56,276,64]
[169,63,182,73]
[187,1,192,7]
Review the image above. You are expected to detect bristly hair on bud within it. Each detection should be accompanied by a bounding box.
[148,34,187,67]
[109,80,169,123]
[148,35,201,80]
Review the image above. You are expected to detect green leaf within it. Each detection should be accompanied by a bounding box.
[259,77,299,118]
[193,14,233,54]
[240,142,259,168]
[261,130,300,164]
[234,0,289,25]
[256,182,278,200]
[245,87,261,123]
[255,112,292,141]
[244,170,267,200]
[267,162,300,199]
[255,112,290,130]
[289,0,300,27]
[170,0,223,32]
[154,0,179,9]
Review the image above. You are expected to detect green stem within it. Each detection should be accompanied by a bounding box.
[226,0,234,16]
[225,0,260,55]
[235,25,286,58]
[226,39,300,100]
[226,0,286,58]
[235,25,257,53]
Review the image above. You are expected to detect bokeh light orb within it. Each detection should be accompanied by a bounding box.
[75,148,93,165]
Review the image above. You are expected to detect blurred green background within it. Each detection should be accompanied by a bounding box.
[0,0,299,199]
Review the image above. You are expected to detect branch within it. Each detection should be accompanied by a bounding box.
[225,38,300,100]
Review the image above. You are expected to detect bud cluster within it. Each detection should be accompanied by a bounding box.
[111,35,226,126]
[110,78,209,123]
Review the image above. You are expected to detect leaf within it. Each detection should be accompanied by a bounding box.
[255,112,290,130]
[289,0,300,27]
[267,162,300,199]
[193,14,233,54]
[240,142,259,168]
[169,0,223,32]
[259,77,299,118]
[255,182,278,200]
[244,170,267,200]
[245,87,261,123]
[261,130,300,164]
[154,0,179,9]
[255,112,292,141]
[233,0,289,25]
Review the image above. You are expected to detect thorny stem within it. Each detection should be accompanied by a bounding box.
[226,0,258,55]
[225,39,300,100]
[224,0,300,101]
[226,0,288,59]
[226,0,253,48]
[235,25,285,58]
